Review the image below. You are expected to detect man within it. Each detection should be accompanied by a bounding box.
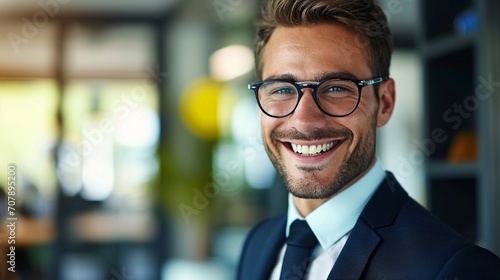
[237,0,500,279]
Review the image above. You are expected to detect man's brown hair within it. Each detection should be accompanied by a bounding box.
[255,0,393,80]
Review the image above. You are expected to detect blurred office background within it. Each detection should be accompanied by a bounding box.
[0,0,498,279]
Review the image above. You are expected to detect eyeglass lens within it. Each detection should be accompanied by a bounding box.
[257,79,359,117]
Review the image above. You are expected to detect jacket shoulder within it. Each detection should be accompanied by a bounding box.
[366,186,500,279]
[244,216,285,244]
[435,244,500,280]
[237,216,286,280]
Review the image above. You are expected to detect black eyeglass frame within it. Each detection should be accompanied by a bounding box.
[248,76,387,118]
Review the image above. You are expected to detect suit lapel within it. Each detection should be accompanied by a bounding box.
[327,172,408,279]
[252,216,287,280]
[327,219,381,280]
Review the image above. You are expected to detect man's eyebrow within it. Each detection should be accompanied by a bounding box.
[263,71,360,82]
[263,73,297,81]
[314,71,360,81]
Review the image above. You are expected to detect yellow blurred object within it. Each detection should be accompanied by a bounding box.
[447,130,478,163]
[180,77,225,140]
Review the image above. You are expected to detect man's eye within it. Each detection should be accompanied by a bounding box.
[322,85,356,96]
[272,88,295,94]
[327,86,344,92]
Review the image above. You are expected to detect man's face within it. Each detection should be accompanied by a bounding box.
[260,23,393,199]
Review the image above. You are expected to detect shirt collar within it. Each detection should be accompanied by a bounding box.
[286,158,386,250]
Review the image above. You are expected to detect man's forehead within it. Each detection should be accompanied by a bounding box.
[263,24,368,61]
[261,24,370,80]
[270,24,362,44]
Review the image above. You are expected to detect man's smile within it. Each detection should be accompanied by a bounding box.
[289,140,343,156]
[274,137,347,168]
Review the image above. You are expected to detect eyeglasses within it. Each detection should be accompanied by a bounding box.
[248,77,386,118]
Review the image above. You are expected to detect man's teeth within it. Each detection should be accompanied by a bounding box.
[291,142,336,156]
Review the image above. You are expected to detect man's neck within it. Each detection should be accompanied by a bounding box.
[292,157,377,217]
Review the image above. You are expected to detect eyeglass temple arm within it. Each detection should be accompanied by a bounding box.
[362,77,386,86]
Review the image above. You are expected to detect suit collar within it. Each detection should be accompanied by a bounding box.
[360,172,408,229]
[327,172,408,279]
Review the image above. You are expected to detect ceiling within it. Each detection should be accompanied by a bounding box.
[0,0,417,47]
[0,0,180,17]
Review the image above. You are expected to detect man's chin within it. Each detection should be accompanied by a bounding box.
[289,191,331,200]
[295,165,323,172]
[284,177,340,199]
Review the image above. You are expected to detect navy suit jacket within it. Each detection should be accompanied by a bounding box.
[237,172,500,279]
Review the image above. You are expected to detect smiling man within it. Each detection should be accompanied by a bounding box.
[237,0,500,279]
[257,22,391,217]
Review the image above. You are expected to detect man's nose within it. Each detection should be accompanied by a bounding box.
[291,88,325,121]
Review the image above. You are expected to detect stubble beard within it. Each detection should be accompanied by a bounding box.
[264,121,377,199]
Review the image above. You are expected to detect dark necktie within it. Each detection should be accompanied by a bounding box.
[279,219,319,280]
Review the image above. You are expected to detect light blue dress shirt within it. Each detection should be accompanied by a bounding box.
[270,158,386,279]
[287,158,386,249]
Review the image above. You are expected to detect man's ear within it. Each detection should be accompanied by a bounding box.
[376,78,396,127]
